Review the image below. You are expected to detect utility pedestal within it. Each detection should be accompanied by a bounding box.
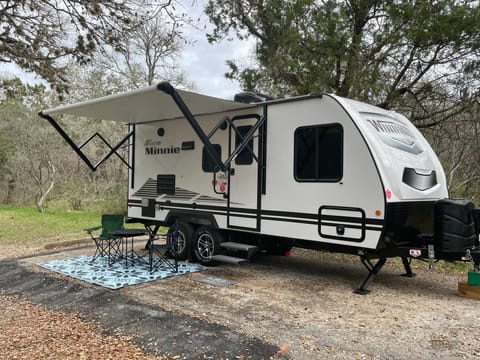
[458,271,480,300]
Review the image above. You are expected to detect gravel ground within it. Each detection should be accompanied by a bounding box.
[0,243,163,360]
[3,242,480,359]
[126,250,480,359]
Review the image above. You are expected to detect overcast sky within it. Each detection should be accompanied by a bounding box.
[1,1,254,101]
[178,1,254,99]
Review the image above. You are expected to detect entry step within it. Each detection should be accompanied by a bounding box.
[211,255,248,265]
[220,242,259,253]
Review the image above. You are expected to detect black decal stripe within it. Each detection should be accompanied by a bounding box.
[365,226,383,232]
[158,205,257,220]
[261,216,317,225]
[320,214,383,226]
[228,224,259,231]
[161,207,227,218]
[128,203,226,218]
[320,222,383,232]
[128,199,385,226]
[321,221,363,230]
[264,209,384,226]
[262,209,317,219]
[128,202,384,233]
[228,214,258,220]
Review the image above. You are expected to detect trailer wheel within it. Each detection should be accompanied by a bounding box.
[168,222,193,261]
[192,226,221,264]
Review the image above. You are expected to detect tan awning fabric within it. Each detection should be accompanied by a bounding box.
[42,84,254,124]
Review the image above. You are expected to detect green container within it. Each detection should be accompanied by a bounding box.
[468,270,480,286]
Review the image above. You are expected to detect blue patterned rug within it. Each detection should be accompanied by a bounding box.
[37,255,206,290]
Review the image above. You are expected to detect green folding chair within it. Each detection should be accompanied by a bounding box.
[85,214,124,264]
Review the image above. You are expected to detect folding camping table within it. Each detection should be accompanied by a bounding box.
[110,229,148,267]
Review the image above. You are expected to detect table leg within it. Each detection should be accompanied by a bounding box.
[125,237,128,267]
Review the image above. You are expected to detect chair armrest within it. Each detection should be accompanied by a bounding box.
[147,234,170,250]
[85,225,102,234]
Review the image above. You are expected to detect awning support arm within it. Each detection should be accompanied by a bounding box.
[39,111,132,172]
[227,115,262,165]
[223,115,265,167]
[208,115,261,165]
[79,132,130,168]
[157,82,228,173]
[91,131,132,170]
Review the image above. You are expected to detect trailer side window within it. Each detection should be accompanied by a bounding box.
[235,125,254,165]
[202,144,222,172]
[294,124,343,182]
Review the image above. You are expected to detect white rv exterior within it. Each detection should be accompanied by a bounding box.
[41,84,448,252]
[42,82,480,293]
[123,92,446,250]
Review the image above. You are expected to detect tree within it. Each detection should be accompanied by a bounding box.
[0,77,59,210]
[0,0,180,97]
[95,16,189,88]
[424,101,480,201]
[0,75,131,211]
[205,0,480,200]
[205,0,480,122]
[0,2,192,211]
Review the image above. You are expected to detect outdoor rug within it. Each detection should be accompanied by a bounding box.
[37,255,206,290]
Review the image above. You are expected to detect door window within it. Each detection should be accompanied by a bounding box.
[235,125,254,165]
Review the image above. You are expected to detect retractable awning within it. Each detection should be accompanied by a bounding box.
[39,82,260,172]
[42,83,254,124]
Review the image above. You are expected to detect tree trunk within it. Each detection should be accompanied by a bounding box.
[35,160,56,213]
[5,178,16,204]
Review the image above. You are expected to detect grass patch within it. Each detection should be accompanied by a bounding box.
[0,205,101,247]
[0,205,161,252]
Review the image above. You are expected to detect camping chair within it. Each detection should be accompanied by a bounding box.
[85,214,124,264]
[147,222,178,274]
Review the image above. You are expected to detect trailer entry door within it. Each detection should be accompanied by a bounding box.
[227,114,264,231]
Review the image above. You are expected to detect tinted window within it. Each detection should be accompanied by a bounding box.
[235,125,254,165]
[294,124,343,181]
[202,144,222,172]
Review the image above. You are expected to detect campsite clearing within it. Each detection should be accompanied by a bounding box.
[1,242,480,359]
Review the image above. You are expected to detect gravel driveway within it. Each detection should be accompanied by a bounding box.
[127,249,480,359]
[2,244,480,359]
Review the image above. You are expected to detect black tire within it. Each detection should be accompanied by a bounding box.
[192,226,222,264]
[167,221,193,261]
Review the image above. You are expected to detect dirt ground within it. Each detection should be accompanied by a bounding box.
[127,250,480,359]
[0,294,159,360]
[0,243,160,360]
[3,242,480,359]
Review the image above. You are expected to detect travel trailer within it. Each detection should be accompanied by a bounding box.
[40,82,480,293]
